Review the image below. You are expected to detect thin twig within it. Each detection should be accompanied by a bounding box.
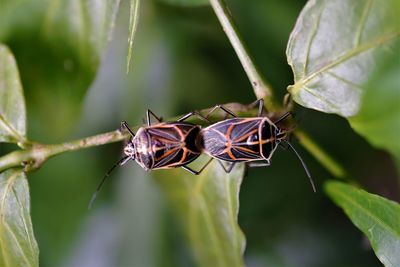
[295,129,348,179]
[0,130,127,173]
[209,0,276,109]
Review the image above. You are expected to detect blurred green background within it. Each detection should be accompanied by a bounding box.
[1,0,398,266]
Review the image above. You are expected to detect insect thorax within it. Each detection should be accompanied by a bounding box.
[131,128,154,170]
[259,119,278,159]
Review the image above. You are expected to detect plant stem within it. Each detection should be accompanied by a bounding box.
[295,129,347,179]
[209,0,276,109]
[0,130,127,173]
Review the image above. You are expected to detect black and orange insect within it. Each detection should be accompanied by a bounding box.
[121,110,210,173]
[199,99,316,191]
[89,110,212,208]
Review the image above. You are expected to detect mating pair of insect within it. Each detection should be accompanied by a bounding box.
[90,99,315,207]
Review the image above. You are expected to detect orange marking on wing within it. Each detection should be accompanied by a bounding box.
[226,148,237,160]
[176,148,187,164]
[234,128,258,142]
[172,125,186,141]
[235,146,258,154]
[225,123,235,142]
[155,147,179,161]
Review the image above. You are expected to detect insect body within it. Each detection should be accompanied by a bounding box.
[119,109,211,174]
[199,99,316,191]
[200,117,283,164]
[124,121,202,171]
[89,110,211,208]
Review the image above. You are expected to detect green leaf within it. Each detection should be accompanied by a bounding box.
[41,0,121,69]
[349,41,400,161]
[0,169,39,267]
[286,0,399,117]
[155,159,245,267]
[325,181,400,267]
[0,0,121,138]
[127,0,141,73]
[0,44,26,144]
[157,0,209,7]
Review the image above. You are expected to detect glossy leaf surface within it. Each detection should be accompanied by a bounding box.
[0,169,39,267]
[326,181,400,267]
[155,159,245,267]
[0,0,120,138]
[0,44,26,144]
[287,0,399,117]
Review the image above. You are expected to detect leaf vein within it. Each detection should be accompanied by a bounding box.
[0,171,32,267]
[3,221,32,267]
[11,184,36,259]
[299,32,399,86]
[303,1,324,77]
[302,85,340,110]
[326,71,363,91]
[333,187,400,238]
[0,114,25,142]
[354,0,373,47]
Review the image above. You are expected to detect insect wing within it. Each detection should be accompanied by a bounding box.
[147,123,200,169]
[202,118,264,162]
[229,118,262,141]
[146,124,182,143]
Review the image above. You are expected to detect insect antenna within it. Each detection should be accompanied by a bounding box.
[274,112,292,125]
[282,140,316,193]
[88,156,130,209]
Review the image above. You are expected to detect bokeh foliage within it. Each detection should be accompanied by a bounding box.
[0,0,399,267]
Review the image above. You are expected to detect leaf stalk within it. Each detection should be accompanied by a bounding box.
[209,0,277,109]
[295,129,348,179]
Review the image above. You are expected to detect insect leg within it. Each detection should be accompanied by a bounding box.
[121,121,135,137]
[205,104,237,120]
[177,111,210,123]
[181,158,213,175]
[247,99,265,116]
[146,109,163,126]
[248,160,271,168]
